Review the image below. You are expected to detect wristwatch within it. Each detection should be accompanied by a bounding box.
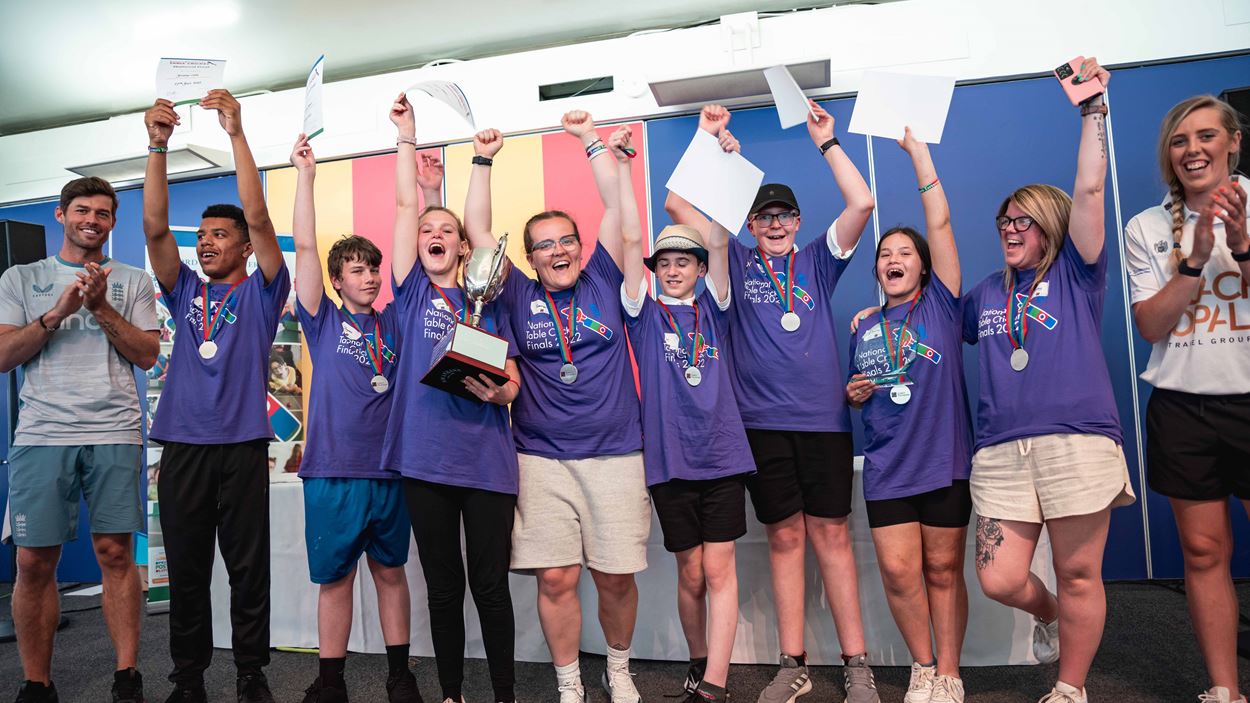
[472,155,493,167]
[1177,259,1203,277]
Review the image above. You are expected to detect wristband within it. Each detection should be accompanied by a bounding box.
[1080,101,1108,117]
[1233,247,1250,262]
[918,178,940,194]
[1177,259,1204,277]
[396,136,417,147]
[819,137,840,155]
[471,155,494,167]
[506,377,520,387]
[148,146,168,154]
[38,313,56,332]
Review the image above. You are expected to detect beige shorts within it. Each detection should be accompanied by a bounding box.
[510,451,651,574]
[970,433,1136,524]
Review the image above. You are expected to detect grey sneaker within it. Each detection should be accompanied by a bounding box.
[1032,616,1060,664]
[903,662,935,703]
[842,654,879,703]
[930,675,964,703]
[756,654,811,703]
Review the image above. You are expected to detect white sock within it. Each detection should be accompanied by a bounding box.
[607,645,631,672]
[555,659,582,687]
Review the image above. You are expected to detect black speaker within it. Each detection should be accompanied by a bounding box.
[1220,85,1250,177]
[0,220,47,276]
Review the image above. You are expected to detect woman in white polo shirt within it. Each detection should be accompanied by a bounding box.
[1123,94,1249,703]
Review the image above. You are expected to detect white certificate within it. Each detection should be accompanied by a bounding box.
[848,71,957,144]
[763,65,816,129]
[303,55,325,139]
[665,129,765,234]
[155,58,226,105]
[407,80,476,130]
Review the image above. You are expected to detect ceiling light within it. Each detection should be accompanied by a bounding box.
[649,59,831,107]
[67,145,232,185]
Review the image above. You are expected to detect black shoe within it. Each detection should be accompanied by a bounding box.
[112,668,146,703]
[162,683,206,703]
[236,672,275,703]
[14,681,58,703]
[385,670,422,703]
[301,676,348,703]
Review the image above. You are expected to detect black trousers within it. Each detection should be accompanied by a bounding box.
[157,440,270,685]
[404,478,516,702]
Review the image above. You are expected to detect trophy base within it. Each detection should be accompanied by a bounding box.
[422,322,510,403]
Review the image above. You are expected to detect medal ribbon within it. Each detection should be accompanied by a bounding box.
[543,286,577,366]
[755,247,796,314]
[201,280,242,345]
[656,299,704,368]
[430,282,470,324]
[1004,270,1041,352]
[879,289,923,375]
[341,308,384,375]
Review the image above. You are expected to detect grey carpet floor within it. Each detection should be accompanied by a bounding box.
[1,581,1247,702]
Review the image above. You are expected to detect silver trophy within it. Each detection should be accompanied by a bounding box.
[463,232,511,326]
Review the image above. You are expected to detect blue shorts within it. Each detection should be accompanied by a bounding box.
[303,477,410,584]
[6,444,143,547]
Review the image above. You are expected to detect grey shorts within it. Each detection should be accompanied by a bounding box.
[5,444,143,547]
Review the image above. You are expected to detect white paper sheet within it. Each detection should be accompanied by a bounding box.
[407,80,476,130]
[763,65,816,129]
[848,71,956,143]
[665,130,765,233]
[303,55,325,139]
[155,58,226,105]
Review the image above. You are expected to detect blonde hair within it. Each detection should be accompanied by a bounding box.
[999,184,1071,291]
[1156,95,1243,267]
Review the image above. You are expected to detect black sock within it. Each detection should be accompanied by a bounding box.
[791,652,807,667]
[696,679,727,700]
[385,644,410,678]
[319,657,346,686]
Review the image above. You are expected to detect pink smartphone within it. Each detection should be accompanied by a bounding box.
[1054,56,1104,105]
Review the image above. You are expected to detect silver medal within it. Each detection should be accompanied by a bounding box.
[889,384,912,405]
[684,366,703,387]
[559,363,579,385]
[370,374,390,394]
[780,311,801,332]
[198,341,218,360]
[1010,348,1029,372]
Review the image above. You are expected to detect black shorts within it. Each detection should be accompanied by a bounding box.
[649,475,748,553]
[744,430,853,524]
[865,480,972,529]
[1146,388,1250,501]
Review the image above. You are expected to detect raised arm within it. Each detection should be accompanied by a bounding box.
[201,90,283,283]
[1068,58,1110,265]
[464,129,503,249]
[390,92,420,286]
[290,134,325,315]
[417,151,444,209]
[664,104,729,231]
[564,111,622,265]
[142,99,181,292]
[808,100,874,252]
[612,127,646,298]
[900,127,959,294]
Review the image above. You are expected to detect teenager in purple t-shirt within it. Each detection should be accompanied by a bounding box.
[288,135,424,703]
[959,58,1134,703]
[666,103,879,703]
[382,92,522,703]
[845,130,972,703]
[627,123,752,701]
[464,113,648,703]
[142,92,290,703]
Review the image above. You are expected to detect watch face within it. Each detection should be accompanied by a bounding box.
[1055,63,1074,80]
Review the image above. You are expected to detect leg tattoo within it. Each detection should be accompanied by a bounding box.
[975,516,1004,571]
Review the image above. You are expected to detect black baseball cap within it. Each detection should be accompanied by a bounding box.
[750,183,800,215]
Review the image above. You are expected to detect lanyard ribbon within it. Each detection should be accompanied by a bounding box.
[878,289,922,376]
[1005,270,1041,352]
[656,299,704,368]
[430,283,470,324]
[755,247,796,313]
[341,308,385,375]
[543,286,577,366]
[201,280,242,344]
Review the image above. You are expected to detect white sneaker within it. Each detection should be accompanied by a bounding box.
[930,675,965,703]
[602,665,642,703]
[1199,687,1248,703]
[1032,616,1059,664]
[558,678,587,703]
[1038,681,1086,703]
[903,662,935,703]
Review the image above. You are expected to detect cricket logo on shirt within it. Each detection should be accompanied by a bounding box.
[855,322,941,385]
[975,290,1060,340]
[424,298,463,341]
[663,329,720,367]
[523,299,615,352]
[337,321,397,369]
[742,257,816,311]
[186,295,237,334]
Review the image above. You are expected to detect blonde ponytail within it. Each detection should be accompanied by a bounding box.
[1168,180,1186,268]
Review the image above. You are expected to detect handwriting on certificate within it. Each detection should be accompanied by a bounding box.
[155,58,226,105]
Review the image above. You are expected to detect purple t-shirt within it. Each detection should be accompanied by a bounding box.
[500,246,641,459]
[296,294,402,479]
[624,284,753,487]
[849,277,973,501]
[727,232,854,432]
[150,263,290,444]
[962,235,1123,450]
[380,266,520,494]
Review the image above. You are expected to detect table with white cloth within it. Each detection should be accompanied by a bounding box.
[211,460,1055,665]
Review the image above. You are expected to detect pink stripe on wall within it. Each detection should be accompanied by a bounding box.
[351,149,441,306]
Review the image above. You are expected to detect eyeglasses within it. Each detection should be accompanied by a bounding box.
[530,235,580,253]
[751,211,798,227]
[995,215,1035,232]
